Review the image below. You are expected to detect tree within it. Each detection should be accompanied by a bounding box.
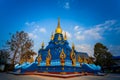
[0,49,10,71]
[0,49,10,64]
[94,43,113,69]
[7,31,33,65]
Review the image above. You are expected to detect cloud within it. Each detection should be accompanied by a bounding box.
[74,30,85,40]
[74,20,116,40]
[39,28,46,33]
[75,35,85,40]
[74,27,100,40]
[27,27,46,40]
[25,22,35,27]
[74,26,79,31]
[73,20,118,56]
[57,0,72,9]
[84,27,102,39]
[76,44,94,56]
[64,2,70,9]
[25,21,47,34]
[95,20,116,29]
[28,33,38,39]
[25,22,48,46]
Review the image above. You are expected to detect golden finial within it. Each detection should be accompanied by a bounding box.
[70,46,76,60]
[58,34,61,40]
[58,17,60,27]
[46,49,51,66]
[64,32,67,40]
[41,42,44,49]
[51,32,54,40]
[55,17,62,34]
[72,43,75,50]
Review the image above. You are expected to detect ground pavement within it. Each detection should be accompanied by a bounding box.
[0,73,120,80]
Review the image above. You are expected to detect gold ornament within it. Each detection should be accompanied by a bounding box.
[41,42,44,49]
[58,34,61,40]
[60,49,66,66]
[51,32,54,40]
[64,32,67,40]
[37,54,42,65]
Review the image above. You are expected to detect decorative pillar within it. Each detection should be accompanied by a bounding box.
[37,54,42,66]
[60,49,66,66]
[70,43,76,66]
[46,49,51,66]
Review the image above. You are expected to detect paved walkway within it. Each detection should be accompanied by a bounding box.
[0,73,120,80]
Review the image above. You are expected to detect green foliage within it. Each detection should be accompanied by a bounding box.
[94,43,113,68]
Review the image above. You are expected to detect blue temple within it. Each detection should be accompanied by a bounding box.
[14,18,101,74]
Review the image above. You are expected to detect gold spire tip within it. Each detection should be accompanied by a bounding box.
[55,17,62,34]
[41,42,44,47]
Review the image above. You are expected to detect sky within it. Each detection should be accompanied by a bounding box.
[0,0,120,56]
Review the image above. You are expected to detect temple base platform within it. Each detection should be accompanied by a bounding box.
[10,71,95,78]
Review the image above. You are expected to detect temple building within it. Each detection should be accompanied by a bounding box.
[14,18,101,74]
